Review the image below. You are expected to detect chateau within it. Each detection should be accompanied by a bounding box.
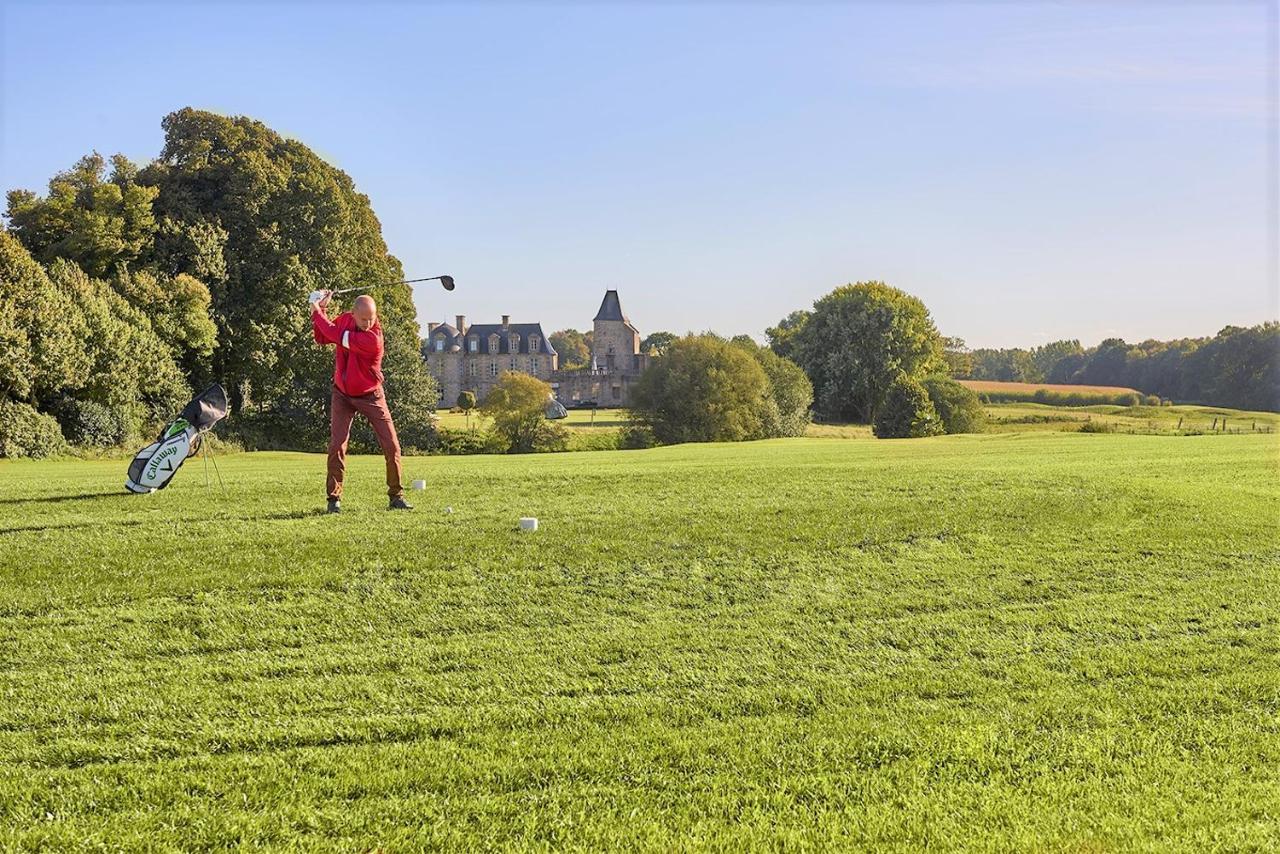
[422,290,649,408]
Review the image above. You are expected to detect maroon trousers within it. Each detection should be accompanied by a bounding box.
[327,384,403,500]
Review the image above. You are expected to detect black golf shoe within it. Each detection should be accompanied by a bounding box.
[327,499,341,514]
[389,496,414,511]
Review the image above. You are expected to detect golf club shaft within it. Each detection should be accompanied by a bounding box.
[329,276,451,295]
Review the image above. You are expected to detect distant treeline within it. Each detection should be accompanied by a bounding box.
[952,324,1279,412]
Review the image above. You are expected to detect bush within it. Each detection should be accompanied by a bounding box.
[481,372,567,453]
[620,425,657,450]
[432,426,499,455]
[1078,419,1116,433]
[873,374,943,439]
[0,397,67,458]
[742,344,813,437]
[922,375,986,434]
[50,397,134,447]
[629,335,774,444]
[983,387,1142,407]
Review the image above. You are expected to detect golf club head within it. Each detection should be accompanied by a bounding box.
[440,275,455,291]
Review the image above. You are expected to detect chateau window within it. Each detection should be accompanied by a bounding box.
[510,333,521,352]
[489,334,501,353]
[468,337,478,352]
[530,335,540,351]
[489,361,498,377]
[509,357,518,371]
[468,362,478,378]
[527,357,536,373]
[434,336,445,352]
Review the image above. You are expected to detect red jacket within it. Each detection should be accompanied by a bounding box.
[312,311,385,396]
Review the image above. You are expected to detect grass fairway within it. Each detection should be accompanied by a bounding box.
[1,434,1277,850]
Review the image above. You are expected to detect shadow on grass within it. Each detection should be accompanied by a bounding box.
[0,518,147,536]
[0,491,125,506]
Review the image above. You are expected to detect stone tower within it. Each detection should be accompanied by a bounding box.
[549,290,648,406]
[591,290,641,374]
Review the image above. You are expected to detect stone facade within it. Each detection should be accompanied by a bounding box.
[421,290,649,409]
[421,315,558,408]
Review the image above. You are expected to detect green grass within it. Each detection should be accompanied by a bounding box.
[1,434,1277,850]
[985,403,1280,435]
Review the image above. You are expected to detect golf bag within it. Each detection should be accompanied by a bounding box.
[125,384,229,493]
[544,396,568,420]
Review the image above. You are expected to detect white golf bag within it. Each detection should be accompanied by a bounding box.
[125,384,228,493]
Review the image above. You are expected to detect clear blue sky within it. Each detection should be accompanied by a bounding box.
[2,1,1274,348]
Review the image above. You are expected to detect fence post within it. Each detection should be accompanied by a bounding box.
[1177,417,1183,430]
[1212,417,1217,430]
[1222,418,1227,432]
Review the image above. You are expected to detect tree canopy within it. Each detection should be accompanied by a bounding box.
[549,329,591,369]
[787,282,944,422]
[640,331,677,356]
[628,335,778,444]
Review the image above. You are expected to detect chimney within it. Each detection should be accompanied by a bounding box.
[502,315,510,330]
[455,315,466,334]
[427,322,440,334]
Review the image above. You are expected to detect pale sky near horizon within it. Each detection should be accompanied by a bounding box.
[2,1,1275,349]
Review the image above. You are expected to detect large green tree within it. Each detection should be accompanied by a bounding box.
[0,231,89,404]
[131,108,436,443]
[6,153,158,278]
[46,259,189,429]
[0,231,189,451]
[765,310,810,360]
[790,282,944,422]
[5,152,219,384]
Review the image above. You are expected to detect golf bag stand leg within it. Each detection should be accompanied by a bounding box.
[201,432,226,493]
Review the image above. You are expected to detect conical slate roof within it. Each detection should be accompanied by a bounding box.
[594,289,629,322]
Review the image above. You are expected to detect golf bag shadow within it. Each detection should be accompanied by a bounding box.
[125,384,229,493]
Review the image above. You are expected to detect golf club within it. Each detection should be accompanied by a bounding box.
[308,275,455,305]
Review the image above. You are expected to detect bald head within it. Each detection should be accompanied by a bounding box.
[353,295,377,331]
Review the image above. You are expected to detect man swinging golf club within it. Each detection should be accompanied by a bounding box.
[311,290,413,513]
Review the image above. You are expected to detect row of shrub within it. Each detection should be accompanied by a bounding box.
[429,424,657,456]
[976,388,1160,407]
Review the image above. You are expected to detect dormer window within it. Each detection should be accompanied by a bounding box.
[530,334,540,351]
[488,334,501,353]
[468,337,479,352]
[434,336,445,352]
[509,333,521,352]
